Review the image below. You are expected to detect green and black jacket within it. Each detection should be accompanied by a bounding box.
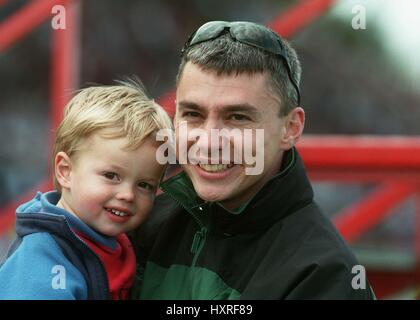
[131,148,374,299]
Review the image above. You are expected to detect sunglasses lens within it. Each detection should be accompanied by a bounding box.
[189,21,229,46]
[230,22,283,55]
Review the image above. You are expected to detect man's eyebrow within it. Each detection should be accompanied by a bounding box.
[178,101,261,118]
[222,103,260,117]
[178,101,206,113]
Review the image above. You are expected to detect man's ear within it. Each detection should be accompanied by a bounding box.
[279,107,305,150]
[55,151,73,190]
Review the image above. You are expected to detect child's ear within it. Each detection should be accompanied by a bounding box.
[279,107,305,150]
[55,151,72,189]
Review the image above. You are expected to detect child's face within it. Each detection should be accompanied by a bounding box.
[57,132,165,237]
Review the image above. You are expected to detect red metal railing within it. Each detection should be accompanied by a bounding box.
[298,136,420,242]
[0,0,79,233]
[1,0,419,298]
[0,0,66,51]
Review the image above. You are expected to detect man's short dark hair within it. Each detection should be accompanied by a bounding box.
[176,30,302,116]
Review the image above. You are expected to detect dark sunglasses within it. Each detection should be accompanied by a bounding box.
[181,21,301,105]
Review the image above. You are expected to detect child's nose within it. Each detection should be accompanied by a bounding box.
[116,185,135,202]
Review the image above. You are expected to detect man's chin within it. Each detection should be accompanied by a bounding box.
[185,162,241,181]
[194,185,232,203]
[185,164,241,202]
[196,187,246,211]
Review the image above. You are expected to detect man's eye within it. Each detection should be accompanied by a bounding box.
[137,182,156,192]
[230,114,251,121]
[183,111,201,118]
[103,172,119,181]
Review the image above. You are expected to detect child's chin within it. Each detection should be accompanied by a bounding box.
[95,227,123,238]
[106,231,124,237]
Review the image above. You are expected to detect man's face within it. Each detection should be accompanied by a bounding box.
[175,62,296,209]
[57,132,165,236]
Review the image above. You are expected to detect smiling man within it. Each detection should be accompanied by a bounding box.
[131,21,375,299]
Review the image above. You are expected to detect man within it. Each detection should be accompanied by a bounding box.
[131,21,375,299]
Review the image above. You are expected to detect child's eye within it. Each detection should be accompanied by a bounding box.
[137,181,156,192]
[103,172,120,181]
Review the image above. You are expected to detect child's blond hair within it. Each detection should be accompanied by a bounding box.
[53,79,173,191]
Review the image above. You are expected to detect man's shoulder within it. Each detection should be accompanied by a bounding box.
[258,204,374,299]
[272,202,360,267]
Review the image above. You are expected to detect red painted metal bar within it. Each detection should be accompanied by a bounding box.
[307,170,420,183]
[416,193,420,263]
[0,179,52,235]
[268,0,335,37]
[0,0,66,52]
[298,135,420,169]
[333,182,418,242]
[367,269,420,299]
[50,0,79,132]
[0,0,79,235]
[299,135,420,182]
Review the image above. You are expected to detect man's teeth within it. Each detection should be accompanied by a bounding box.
[107,209,128,217]
[198,163,234,172]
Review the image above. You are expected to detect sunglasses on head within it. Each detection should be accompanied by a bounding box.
[181,21,301,105]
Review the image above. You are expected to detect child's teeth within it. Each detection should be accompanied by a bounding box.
[110,209,127,217]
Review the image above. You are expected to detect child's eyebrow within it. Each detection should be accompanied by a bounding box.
[106,163,129,172]
[139,177,159,184]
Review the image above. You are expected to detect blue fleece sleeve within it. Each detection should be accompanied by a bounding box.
[0,233,88,300]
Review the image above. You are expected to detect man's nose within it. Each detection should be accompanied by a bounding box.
[202,119,226,142]
[195,118,225,149]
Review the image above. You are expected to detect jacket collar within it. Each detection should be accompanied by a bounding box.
[160,147,314,235]
[15,191,117,249]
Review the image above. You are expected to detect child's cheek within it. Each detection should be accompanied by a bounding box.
[79,184,111,213]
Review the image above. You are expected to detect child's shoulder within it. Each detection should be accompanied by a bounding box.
[5,232,67,266]
[0,232,88,299]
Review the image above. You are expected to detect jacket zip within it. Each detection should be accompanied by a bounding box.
[190,226,207,266]
[61,219,111,299]
[160,185,208,265]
